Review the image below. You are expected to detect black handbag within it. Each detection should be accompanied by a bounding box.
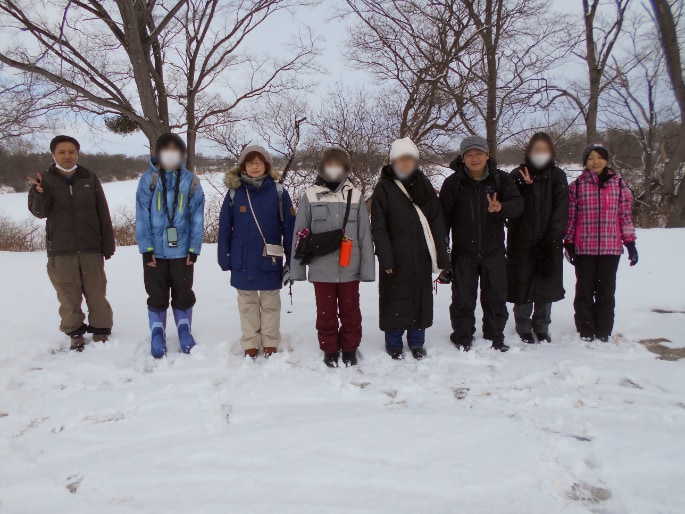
[295,191,353,265]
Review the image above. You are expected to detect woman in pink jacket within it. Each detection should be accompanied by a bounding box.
[563,143,638,342]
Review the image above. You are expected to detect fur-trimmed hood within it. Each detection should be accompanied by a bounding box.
[224,166,280,190]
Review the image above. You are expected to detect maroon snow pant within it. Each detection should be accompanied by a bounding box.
[313,281,362,353]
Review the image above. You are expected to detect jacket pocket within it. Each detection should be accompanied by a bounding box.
[311,204,328,221]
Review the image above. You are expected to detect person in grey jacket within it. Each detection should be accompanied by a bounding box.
[291,147,375,367]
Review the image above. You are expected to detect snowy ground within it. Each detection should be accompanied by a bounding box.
[0,227,684,513]
[1,177,685,513]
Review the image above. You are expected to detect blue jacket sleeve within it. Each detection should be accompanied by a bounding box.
[188,182,205,255]
[136,174,154,254]
[218,193,233,271]
[282,188,296,267]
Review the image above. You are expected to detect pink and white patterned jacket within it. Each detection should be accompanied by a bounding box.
[564,169,636,256]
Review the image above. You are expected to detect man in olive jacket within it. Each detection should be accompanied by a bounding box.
[27,135,115,351]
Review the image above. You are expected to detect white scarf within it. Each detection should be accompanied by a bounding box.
[394,179,440,274]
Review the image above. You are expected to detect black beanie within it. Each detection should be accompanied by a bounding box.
[155,133,187,155]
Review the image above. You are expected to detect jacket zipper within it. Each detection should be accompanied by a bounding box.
[596,179,601,255]
[476,182,482,254]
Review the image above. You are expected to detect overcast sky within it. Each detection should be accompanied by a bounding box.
[29,0,644,157]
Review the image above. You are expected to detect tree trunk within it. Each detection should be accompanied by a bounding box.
[649,0,685,226]
[484,0,498,159]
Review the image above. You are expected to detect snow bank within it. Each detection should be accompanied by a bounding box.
[0,229,684,513]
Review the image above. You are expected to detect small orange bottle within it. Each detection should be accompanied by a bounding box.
[339,238,353,267]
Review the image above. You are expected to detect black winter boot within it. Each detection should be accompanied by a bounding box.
[491,341,510,352]
[597,335,610,343]
[535,332,552,343]
[580,335,595,342]
[388,349,405,360]
[519,333,535,344]
[342,350,358,367]
[411,347,427,360]
[324,352,340,368]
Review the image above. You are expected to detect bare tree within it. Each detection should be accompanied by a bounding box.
[648,0,685,226]
[0,0,183,145]
[343,0,478,150]
[548,0,631,143]
[605,22,673,226]
[0,73,56,141]
[172,0,317,169]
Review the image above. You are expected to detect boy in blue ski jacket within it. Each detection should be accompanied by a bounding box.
[136,133,205,358]
[218,145,296,358]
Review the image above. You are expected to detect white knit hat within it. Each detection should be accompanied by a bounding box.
[389,137,420,162]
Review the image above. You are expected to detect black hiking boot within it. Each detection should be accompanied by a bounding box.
[491,340,510,353]
[453,339,472,352]
[387,349,405,360]
[519,333,535,344]
[580,335,595,342]
[342,350,358,367]
[324,352,340,368]
[410,347,427,360]
[535,332,552,343]
[597,335,610,343]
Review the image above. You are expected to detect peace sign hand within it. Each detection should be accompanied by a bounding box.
[487,192,502,213]
[520,167,533,185]
[26,172,44,193]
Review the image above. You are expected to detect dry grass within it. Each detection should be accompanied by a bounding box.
[0,216,45,252]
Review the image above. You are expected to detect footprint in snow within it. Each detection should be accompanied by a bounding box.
[565,481,612,504]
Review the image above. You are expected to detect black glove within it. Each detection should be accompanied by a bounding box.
[625,242,638,266]
[282,264,293,286]
[563,243,576,266]
[143,252,155,265]
[188,253,198,263]
[104,254,112,261]
[437,270,452,284]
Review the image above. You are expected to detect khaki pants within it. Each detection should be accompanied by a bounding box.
[47,252,113,335]
[237,289,281,350]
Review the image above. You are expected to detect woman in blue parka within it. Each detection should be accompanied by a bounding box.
[136,133,205,358]
[218,145,296,359]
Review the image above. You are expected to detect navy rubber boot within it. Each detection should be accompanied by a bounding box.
[148,308,167,359]
[173,307,196,354]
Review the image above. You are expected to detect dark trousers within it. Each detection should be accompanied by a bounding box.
[313,281,362,353]
[513,302,552,336]
[144,257,196,311]
[574,255,620,338]
[385,329,426,351]
[450,254,509,345]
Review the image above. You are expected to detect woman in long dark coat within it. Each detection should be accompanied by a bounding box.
[371,138,451,360]
[507,132,569,343]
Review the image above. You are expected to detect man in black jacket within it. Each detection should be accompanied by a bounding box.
[27,135,115,351]
[439,135,524,352]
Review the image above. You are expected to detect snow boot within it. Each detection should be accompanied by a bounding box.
[70,335,86,352]
[324,352,340,368]
[491,340,510,352]
[263,347,278,358]
[597,335,610,343]
[148,308,167,359]
[535,332,552,343]
[580,335,595,342]
[388,349,405,360]
[173,307,196,354]
[342,350,358,367]
[519,333,535,344]
[245,349,259,359]
[93,334,108,343]
[411,347,427,360]
[87,325,110,343]
[452,337,473,352]
[68,325,88,352]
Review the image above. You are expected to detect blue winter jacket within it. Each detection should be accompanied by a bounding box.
[136,159,205,259]
[217,168,296,291]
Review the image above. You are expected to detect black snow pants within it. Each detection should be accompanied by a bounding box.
[450,254,509,345]
[573,255,620,338]
[144,257,196,311]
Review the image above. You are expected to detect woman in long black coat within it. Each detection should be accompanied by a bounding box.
[507,132,569,343]
[371,138,451,360]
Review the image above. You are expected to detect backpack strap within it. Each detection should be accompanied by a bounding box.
[188,175,201,200]
[276,182,284,223]
[149,170,160,193]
